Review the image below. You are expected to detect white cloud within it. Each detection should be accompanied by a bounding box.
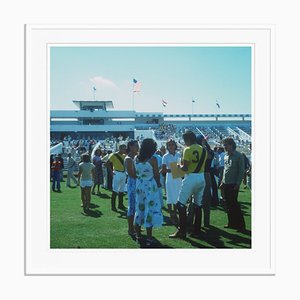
[90,76,118,89]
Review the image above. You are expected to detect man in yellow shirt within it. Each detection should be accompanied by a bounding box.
[169,130,207,239]
[106,144,127,211]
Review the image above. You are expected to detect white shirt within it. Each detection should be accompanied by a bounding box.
[162,152,181,169]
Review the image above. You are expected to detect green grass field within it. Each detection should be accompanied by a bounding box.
[50,182,251,249]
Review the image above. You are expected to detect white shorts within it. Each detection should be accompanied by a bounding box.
[80,180,93,188]
[112,171,126,193]
[178,173,205,206]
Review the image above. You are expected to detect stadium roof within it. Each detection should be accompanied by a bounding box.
[72,100,114,110]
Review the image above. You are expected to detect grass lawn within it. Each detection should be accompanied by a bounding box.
[50,182,251,249]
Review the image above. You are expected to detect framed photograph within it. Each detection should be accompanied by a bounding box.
[25,24,274,275]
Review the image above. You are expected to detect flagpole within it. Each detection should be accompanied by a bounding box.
[192,99,195,116]
[132,83,135,111]
[215,101,217,117]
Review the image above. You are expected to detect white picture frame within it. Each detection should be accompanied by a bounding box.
[25,24,275,275]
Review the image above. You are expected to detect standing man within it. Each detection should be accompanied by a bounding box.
[219,138,246,231]
[57,153,65,182]
[169,130,207,239]
[196,134,214,229]
[51,155,61,192]
[106,144,127,211]
[66,153,78,188]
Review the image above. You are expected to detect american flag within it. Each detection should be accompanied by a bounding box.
[162,99,167,107]
[133,78,141,93]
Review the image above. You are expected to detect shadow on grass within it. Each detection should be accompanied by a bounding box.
[201,225,251,248]
[116,210,127,219]
[184,236,214,248]
[89,203,99,209]
[137,236,174,249]
[98,193,111,199]
[81,209,103,218]
[211,200,251,217]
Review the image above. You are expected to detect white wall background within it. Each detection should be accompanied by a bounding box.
[0,0,297,299]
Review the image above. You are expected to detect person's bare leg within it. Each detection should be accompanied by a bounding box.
[81,188,86,208]
[146,227,153,246]
[86,187,91,209]
[146,227,153,239]
[135,224,142,239]
[91,184,96,194]
[127,216,135,235]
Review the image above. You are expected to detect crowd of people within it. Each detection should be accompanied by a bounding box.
[154,123,177,140]
[50,134,129,155]
[51,131,251,247]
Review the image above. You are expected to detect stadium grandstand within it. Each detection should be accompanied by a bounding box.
[50,100,251,173]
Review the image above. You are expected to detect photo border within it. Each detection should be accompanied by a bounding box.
[25,25,275,275]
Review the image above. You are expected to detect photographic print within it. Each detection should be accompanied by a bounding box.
[26,25,273,274]
[50,46,252,249]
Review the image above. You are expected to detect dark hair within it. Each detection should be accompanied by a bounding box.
[119,144,126,150]
[81,152,91,163]
[222,138,236,150]
[126,139,138,154]
[138,138,157,162]
[95,148,102,156]
[166,139,177,151]
[182,130,196,144]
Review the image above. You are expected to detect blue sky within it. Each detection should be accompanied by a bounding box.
[50,46,251,114]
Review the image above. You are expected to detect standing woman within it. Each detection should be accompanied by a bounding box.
[162,139,182,225]
[124,140,139,236]
[78,153,95,211]
[134,138,163,246]
[91,148,104,195]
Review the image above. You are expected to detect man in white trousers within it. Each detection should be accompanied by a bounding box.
[66,153,78,187]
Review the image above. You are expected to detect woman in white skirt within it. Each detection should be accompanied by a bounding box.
[162,139,182,225]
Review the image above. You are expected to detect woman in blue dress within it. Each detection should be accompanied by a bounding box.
[134,139,163,246]
[124,140,139,236]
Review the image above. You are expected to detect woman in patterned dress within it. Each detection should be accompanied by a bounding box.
[124,140,139,236]
[134,139,163,246]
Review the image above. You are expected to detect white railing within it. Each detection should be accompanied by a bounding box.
[236,127,252,142]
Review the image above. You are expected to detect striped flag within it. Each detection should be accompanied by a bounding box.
[133,78,141,93]
[162,99,167,107]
